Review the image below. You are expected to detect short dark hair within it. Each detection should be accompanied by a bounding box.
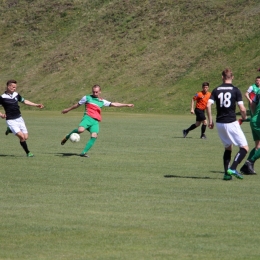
[202,82,209,87]
[256,76,260,80]
[92,84,101,90]
[6,80,17,86]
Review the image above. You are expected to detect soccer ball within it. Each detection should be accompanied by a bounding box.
[70,133,80,143]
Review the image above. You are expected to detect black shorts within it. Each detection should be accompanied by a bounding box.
[195,108,206,122]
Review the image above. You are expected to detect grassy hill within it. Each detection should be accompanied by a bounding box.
[0,0,260,114]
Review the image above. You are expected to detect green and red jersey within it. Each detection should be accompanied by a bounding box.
[247,84,259,100]
[78,95,111,121]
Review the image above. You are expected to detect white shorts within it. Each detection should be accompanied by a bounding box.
[6,117,28,135]
[216,121,248,148]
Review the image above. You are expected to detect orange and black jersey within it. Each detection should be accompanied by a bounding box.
[193,91,211,110]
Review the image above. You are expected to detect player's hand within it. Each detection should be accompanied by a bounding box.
[127,104,134,107]
[37,104,44,109]
[208,122,214,129]
[190,109,194,114]
[62,109,69,114]
[0,113,6,119]
[238,118,243,125]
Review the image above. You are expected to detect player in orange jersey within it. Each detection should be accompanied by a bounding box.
[183,82,211,139]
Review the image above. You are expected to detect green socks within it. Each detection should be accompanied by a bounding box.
[66,129,79,139]
[82,137,97,154]
[247,148,255,161]
[249,148,260,162]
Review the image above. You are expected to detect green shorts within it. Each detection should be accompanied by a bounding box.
[79,115,99,133]
[250,121,260,141]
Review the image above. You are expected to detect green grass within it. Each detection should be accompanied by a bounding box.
[1,111,260,259]
[0,0,260,113]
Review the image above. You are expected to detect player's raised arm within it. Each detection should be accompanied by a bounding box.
[23,99,44,108]
[110,102,134,107]
[62,103,80,114]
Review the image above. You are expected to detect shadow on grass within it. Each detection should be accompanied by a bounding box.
[0,154,16,157]
[174,136,192,139]
[164,175,214,179]
[173,137,208,139]
[164,170,225,179]
[210,170,225,174]
[55,153,79,157]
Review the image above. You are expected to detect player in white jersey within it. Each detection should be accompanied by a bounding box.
[206,69,248,181]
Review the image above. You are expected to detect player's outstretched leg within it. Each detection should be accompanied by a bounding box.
[183,124,197,138]
[61,129,78,145]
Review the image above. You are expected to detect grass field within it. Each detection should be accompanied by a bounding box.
[1,111,260,260]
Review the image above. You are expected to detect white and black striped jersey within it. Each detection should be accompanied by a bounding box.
[0,92,24,120]
[208,83,243,123]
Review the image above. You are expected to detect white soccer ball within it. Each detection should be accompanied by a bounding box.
[70,133,80,143]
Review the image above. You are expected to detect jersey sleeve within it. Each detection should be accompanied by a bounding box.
[247,85,253,93]
[102,99,111,107]
[17,93,25,102]
[78,96,87,105]
[236,88,243,103]
[192,93,198,101]
[208,90,216,103]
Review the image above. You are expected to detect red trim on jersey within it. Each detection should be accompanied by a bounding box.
[86,103,102,121]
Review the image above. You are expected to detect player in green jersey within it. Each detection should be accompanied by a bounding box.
[61,85,134,157]
[239,77,260,125]
[245,77,260,111]
[240,83,260,175]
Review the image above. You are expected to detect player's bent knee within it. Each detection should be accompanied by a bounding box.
[242,146,249,152]
[78,127,85,133]
[91,133,98,138]
[16,132,26,141]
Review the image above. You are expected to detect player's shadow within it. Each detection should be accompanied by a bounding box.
[164,175,213,179]
[0,154,16,157]
[164,170,223,179]
[56,153,79,157]
[210,170,225,174]
[173,136,193,139]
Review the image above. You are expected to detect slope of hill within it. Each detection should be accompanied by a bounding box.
[0,0,260,113]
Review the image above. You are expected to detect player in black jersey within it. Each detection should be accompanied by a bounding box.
[0,80,44,157]
[206,69,248,180]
